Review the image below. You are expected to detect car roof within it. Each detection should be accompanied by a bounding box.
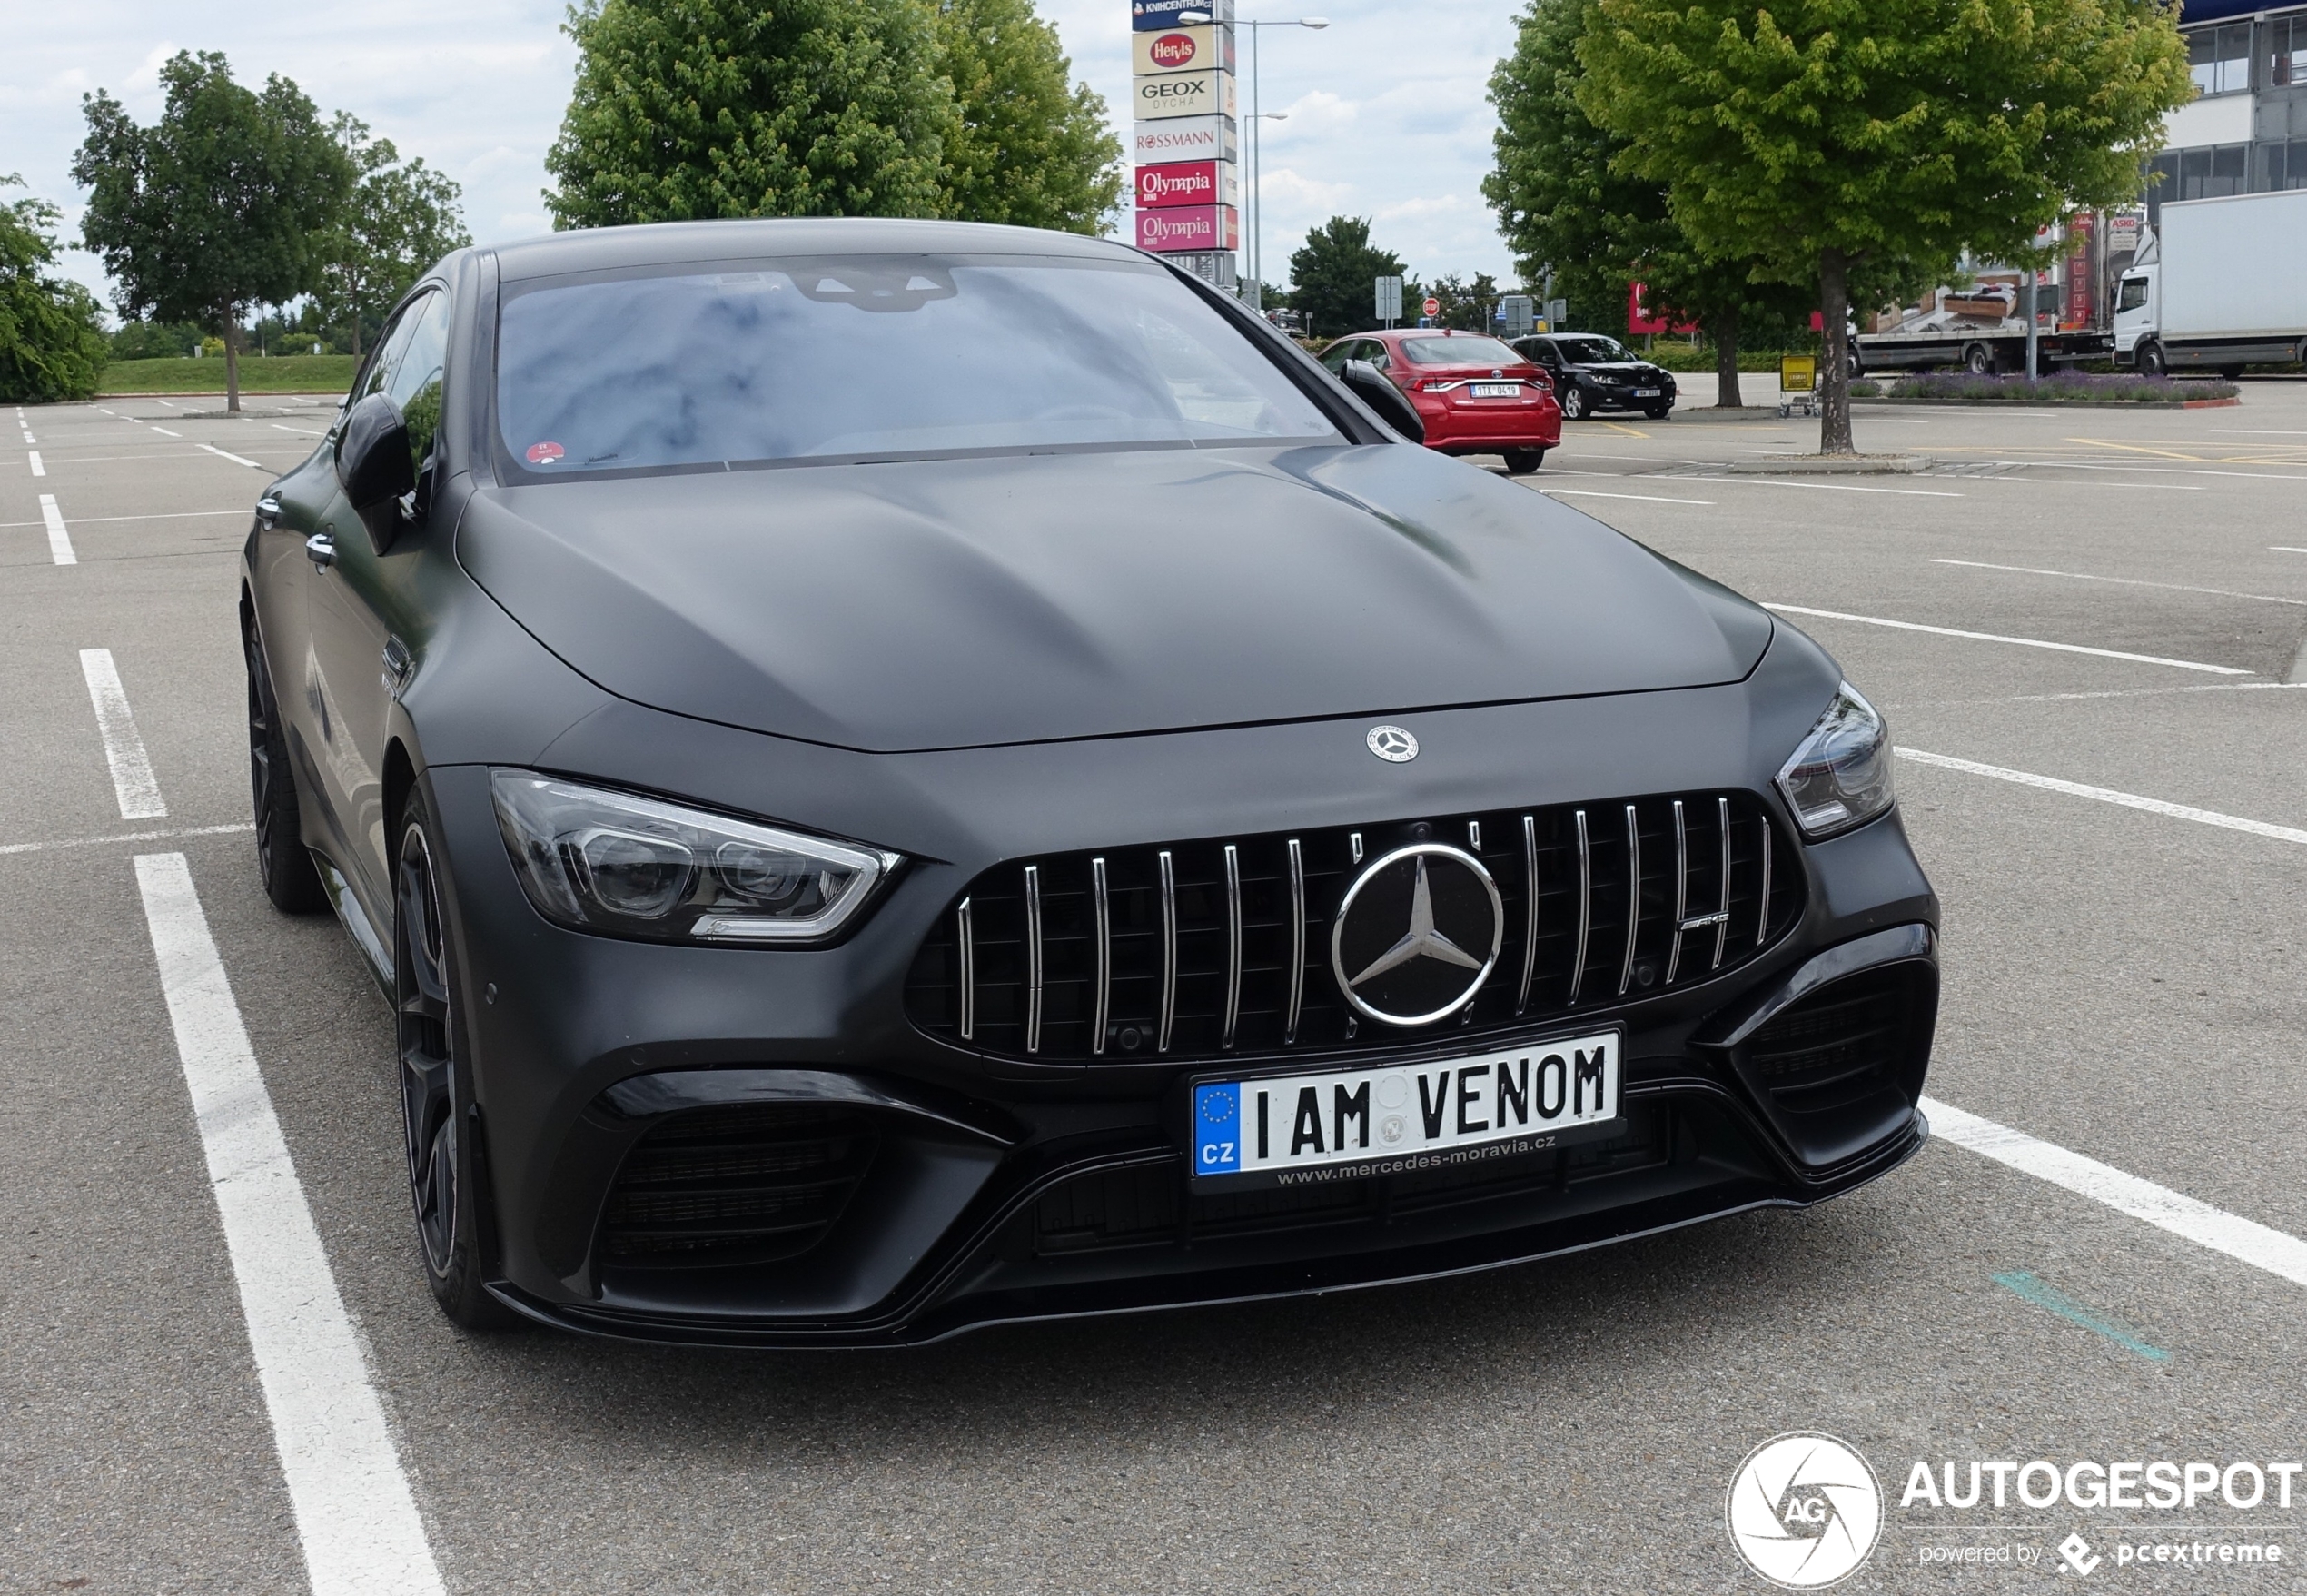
[488,217,1143,283]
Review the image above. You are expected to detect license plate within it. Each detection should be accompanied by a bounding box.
[1188,1028,1623,1188]
[1470,382,1520,398]
[1633,387,1661,398]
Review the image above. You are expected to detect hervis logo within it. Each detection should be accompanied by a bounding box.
[1149,31,1197,67]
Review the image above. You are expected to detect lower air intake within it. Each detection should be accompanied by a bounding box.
[598,1104,877,1269]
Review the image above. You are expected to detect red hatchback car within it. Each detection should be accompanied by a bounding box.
[1317,329,1560,473]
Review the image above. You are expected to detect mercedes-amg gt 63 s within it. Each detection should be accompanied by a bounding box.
[242,219,1938,1346]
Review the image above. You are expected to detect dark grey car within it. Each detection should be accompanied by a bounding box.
[242,218,1935,1346]
[1513,332,1679,421]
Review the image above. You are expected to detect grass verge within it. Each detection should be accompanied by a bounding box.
[98,354,356,396]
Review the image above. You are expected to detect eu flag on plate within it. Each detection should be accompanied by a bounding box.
[1193,1082,1242,1174]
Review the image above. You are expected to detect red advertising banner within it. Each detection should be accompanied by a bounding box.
[2065,213,2096,328]
[1135,160,1239,210]
[1628,283,1697,336]
[1136,204,1240,253]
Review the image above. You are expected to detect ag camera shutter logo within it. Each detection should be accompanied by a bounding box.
[1727,1433,1883,1588]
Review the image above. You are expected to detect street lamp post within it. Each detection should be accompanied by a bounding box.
[1181,13,1328,312]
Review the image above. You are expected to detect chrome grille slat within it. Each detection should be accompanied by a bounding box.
[1515,814,1539,1014]
[1616,804,1640,997]
[1284,838,1306,1044]
[1024,864,1044,1055]
[906,790,1799,1063]
[1567,808,1591,1006]
[1158,849,1178,1054]
[1090,857,1111,1056]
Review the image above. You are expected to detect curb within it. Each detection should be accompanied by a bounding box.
[1851,396,2241,410]
[1722,454,1928,475]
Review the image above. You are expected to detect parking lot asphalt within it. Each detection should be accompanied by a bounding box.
[6,385,2307,1593]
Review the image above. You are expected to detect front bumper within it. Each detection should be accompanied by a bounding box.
[423,637,1936,1347]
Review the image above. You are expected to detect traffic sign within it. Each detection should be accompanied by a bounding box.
[1373,275,1402,322]
[1422,296,1440,318]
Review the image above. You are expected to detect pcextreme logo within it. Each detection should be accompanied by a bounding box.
[1727,1433,1885,1588]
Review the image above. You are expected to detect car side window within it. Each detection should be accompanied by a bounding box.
[386,292,451,474]
[1320,341,1355,374]
[1365,342,1390,372]
[354,298,427,409]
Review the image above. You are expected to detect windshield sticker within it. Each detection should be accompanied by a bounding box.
[526,441,565,465]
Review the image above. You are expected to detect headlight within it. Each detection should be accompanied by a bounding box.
[490,771,900,943]
[1775,684,1895,838]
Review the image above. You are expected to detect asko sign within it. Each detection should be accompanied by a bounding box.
[1134,68,1236,121]
[1136,204,1240,253]
[1135,159,1238,210]
[1131,114,1237,164]
[1132,25,1234,75]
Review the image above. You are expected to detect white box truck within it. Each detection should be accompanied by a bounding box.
[2115,189,2307,376]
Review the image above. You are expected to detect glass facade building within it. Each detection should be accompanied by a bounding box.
[2151,3,2307,213]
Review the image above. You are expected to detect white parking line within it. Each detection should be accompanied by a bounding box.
[2210,429,2307,435]
[1689,475,1964,498]
[133,854,448,1596]
[2272,548,2307,556]
[28,451,43,477]
[1930,559,2307,608]
[79,649,167,818]
[1540,488,1715,506]
[0,821,253,857]
[272,424,325,437]
[150,426,182,438]
[39,492,76,565]
[1766,605,2250,675]
[0,509,247,528]
[201,443,266,469]
[1896,747,2307,846]
[1924,1097,2307,1290]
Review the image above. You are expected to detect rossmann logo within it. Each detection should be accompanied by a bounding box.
[1149,32,1197,67]
[1138,167,1213,203]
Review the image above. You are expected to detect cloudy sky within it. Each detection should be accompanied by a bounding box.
[3,0,1526,315]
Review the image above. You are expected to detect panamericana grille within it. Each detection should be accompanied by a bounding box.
[905,791,1802,1064]
[599,1104,877,1268]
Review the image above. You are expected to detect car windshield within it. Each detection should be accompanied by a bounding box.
[494,255,1338,475]
[1398,335,1525,366]
[1555,336,1636,363]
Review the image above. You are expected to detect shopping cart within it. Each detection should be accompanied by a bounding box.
[1776,354,1818,418]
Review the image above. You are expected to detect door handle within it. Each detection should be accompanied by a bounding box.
[305,531,336,570]
[381,636,414,695]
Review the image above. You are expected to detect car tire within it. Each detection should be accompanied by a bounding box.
[1963,342,1993,375]
[2135,341,2166,377]
[1560,387,1586,421]
[1643,404,1671,421]
[1502,448,1548,474]
[245,621,326,914]
[394,793,519,1332]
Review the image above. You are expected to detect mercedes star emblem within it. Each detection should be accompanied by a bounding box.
[1330,844,1503,1026]
[1366,725,1419,762]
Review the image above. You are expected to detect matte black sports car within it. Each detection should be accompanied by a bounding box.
[1511,332,1678,421]
[243,219,1936,1346]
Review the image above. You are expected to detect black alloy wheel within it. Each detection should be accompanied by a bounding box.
[394,798,516,1329]
[1501,447,1548,475]
[1559,385,1587,421]
[245,624,326,913]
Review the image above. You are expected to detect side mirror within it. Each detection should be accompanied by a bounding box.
[1340,359,1424,444]
[335,392,415,550]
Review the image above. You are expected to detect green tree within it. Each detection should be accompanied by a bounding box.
[1578,0,2190,451]
[110,319,205,360]
[1487,0,1822,408]
[547,0,957,227]
[316,114,471,360]
[1287,216,1405,342]
[74,51,350,413]
[934,0,1122,232]
[1402,272,1502,333]
[0,180,109,403]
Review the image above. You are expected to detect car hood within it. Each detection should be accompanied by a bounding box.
[456,443,1769,754]
[1578,362,1671,382]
